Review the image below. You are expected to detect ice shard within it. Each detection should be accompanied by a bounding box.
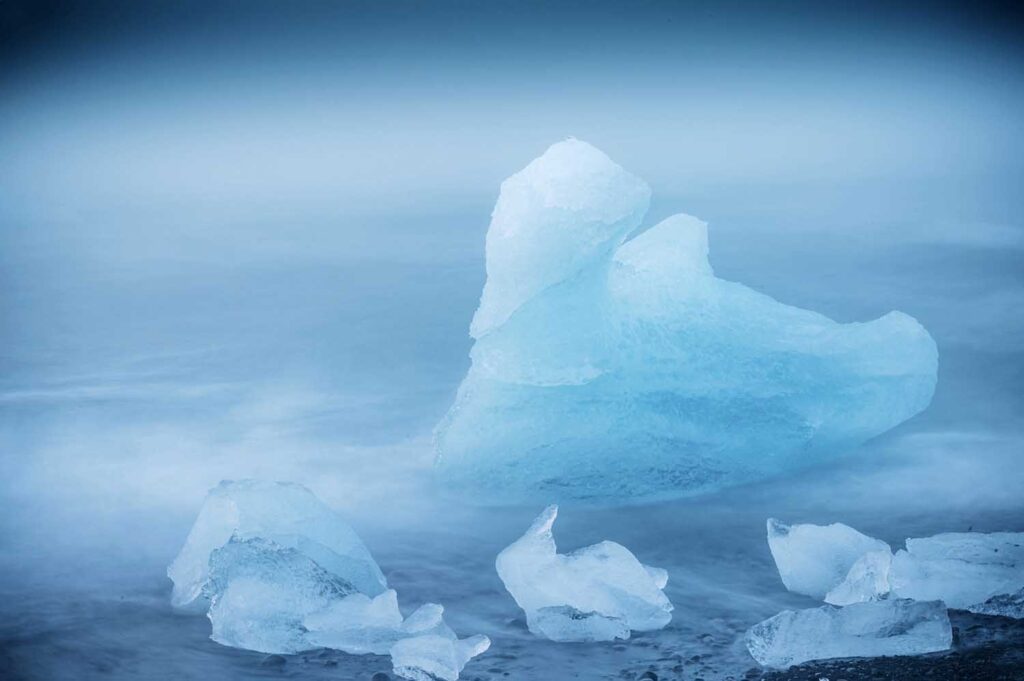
[773,522,1024,616]
[767,519,891,600]
[745,599,952,669]
[825,549,894,606]
[391,633,492,681]
[970,588,1024,619]
[887,533,1023,611]
[495,505,672,642]
[435,139,938,502]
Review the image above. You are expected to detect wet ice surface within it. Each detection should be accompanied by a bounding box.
[2,173,1023,680]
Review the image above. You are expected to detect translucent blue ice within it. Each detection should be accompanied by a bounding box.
[767,518,1024,618]
[495,505,672,642]
[435,139,938,502]
[168,480,489,680]
[167,479,385,613]
[746,599,952,669]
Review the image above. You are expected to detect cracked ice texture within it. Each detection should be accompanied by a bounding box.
[745,599,952,669]
[495,505,672,642]
[435,139,938,502]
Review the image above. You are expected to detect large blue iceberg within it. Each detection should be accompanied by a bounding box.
[435,139,938,502]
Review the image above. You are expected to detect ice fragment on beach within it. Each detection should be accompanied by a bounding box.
[495,505,672,641]
[891,532,1024,610]
[969,588,1024,619]
[206,536,359,653]
[798,522,1024,614]
[745,599,952,669]
[391,633,492,681]
[767,518,890,600]
[170,480,489,679]
[825,550,893,606]
[167,479,385,613]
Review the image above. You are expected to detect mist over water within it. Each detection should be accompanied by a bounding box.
[1,2,1023,679]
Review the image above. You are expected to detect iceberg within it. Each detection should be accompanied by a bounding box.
[435,139,938,502]
[169,480,489,680]
[495,505,672,642]
[745,599,952,669]
[767,519,891,600]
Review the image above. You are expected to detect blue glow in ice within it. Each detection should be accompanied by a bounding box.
[435,139,938,502]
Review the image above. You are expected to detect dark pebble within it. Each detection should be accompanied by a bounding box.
[371,673,391,681]
[639,672,658,681]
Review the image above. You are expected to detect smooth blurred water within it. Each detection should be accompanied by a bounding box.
[2,170,1022,680]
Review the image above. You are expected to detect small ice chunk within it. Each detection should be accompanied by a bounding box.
[391,633,492,681]
[530,605,631,642]
[495,505,672,642]
[304,589,408,654]
[745,599,952,669]
[206,537,359,653]
[889,532,1024,610]
[970,588,1024,619]
[767,519,890,600]
[804,528,1024,616]
[171,480,489,679]
[168,479,385,613]
[905,532,1024,565]
[825,550,893,606]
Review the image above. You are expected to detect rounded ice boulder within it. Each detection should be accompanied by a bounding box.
[434,139,938,502]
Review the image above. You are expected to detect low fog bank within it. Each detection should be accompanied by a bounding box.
[2,171,1022,578]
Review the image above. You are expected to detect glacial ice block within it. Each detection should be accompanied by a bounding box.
[495,505,672,642]
[767,519,891,600]
[745,599,952,669]
[435,139,938,502]
[167,479,385,613]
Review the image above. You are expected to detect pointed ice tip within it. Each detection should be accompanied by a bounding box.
[459,634,491,658]
[528,505,559,536]
[767,518,790,537]
[403,602,445,632]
